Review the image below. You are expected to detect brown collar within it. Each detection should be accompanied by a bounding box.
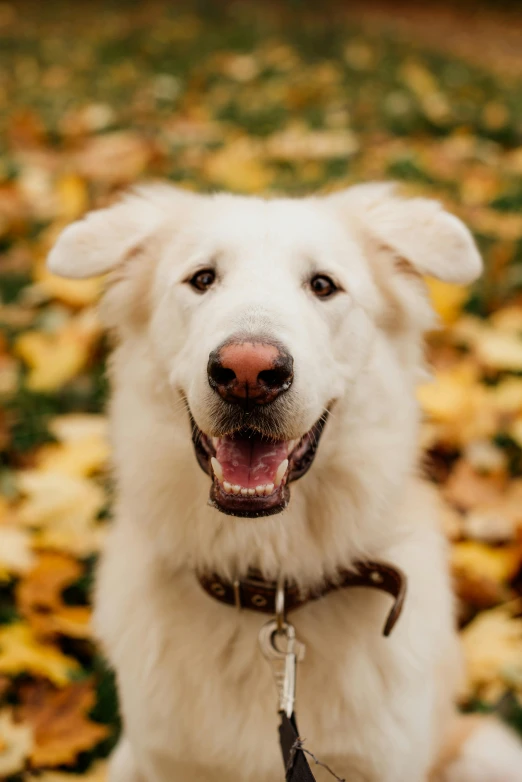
[198,560,407,636]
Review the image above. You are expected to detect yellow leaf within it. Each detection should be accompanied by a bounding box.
[425,277,469,324]
[14,309,101,391]
[489,377,522,416]
[0,526,35,577]
[265,127,358,161]
[0,624,79,686]
[509,417,522,449]
[16,471,106,557]
[34,258,104,308]
[490,305,522,333]
[17,552,92,641]
[56,174,88,222]
[452,541,522,585]
[36,435,109,478]
[475,331,522,372]
[417,365,479,424]
[0,709,33,777]
[204,138,272,192]
[461,606,522,700]
[48,414,108,443]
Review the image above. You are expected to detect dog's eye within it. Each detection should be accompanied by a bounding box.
[189,269,216,292]
[310,274,338,299]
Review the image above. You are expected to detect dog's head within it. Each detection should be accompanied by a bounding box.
[49,183,481,519]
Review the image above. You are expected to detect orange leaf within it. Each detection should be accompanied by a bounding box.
[16,553,91,641]
[17,680,110,768]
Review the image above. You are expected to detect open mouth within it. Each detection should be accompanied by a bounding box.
[191,413,329,518]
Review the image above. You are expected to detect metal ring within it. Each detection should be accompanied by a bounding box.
[275,574,285,633]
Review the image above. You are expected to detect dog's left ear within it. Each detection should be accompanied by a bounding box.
[329,183,482,285]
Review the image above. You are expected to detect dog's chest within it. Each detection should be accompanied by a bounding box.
[104,571,433,782]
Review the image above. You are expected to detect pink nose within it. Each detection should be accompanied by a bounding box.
[208,340,294,407]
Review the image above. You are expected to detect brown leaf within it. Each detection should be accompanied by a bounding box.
[16,553,91,641]
[0,676,11,700]
[452,541,522,609]
[17,679,109,768]
[444,460,507,511]
[73,132,157,185]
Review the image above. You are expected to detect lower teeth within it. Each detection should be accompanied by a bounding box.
[219,481,276,497]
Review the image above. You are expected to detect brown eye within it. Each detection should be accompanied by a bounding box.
[310,274,338,299]
[189,269,216,292]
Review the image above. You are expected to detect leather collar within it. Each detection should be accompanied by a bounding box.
[198,560,407,636]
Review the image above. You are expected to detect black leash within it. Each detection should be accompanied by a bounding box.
[259,564,407,782]
[198,561,407,782]
[280,712,318,781]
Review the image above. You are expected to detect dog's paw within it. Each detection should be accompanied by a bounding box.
[439,718,522,782]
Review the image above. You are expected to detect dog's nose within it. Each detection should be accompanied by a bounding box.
[208,340,294,407]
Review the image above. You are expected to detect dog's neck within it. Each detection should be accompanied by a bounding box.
[109,337,421,589]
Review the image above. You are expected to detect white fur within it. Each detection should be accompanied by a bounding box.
[49,183,522,782]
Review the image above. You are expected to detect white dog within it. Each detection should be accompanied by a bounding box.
[49,183,522,782]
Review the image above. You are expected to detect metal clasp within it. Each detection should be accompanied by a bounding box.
[259,575,306,717]
[259,619,305,718]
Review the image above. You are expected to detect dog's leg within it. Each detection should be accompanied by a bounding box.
[108,736,145,782]
[431,714,522,782]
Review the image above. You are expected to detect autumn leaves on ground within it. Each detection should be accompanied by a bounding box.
[1,1,522,778]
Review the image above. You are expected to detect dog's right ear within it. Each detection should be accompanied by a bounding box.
[48,185,197,334]
[47,190,166,280]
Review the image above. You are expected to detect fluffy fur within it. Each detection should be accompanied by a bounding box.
[49,183,522,782]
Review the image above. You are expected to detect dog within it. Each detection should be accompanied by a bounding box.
[48,183,522,782]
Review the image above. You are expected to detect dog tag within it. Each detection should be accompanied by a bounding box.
[259,619,305,718]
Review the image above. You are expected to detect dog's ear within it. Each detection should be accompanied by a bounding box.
[47,188,170,279]
[48,185,196,334]
[329,183,482,285]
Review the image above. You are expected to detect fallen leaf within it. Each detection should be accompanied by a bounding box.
[452,541,522,608]
[17,552,91,641]
[461,605,522,701]
[0,525,35,578]
[55,174,89,222]
[0,624,79,686]
[16,471,106,557]
[74,132,156,185]
[48,414,108,444]
[36,434,109,478]
[265,126,358,161]
[475,331,522,372]
[14,309,101,391]
[17,679,110,768]
[425,277,470,324]
[204,138,272,192]
[34,258,104,308]
[0,709,33,777]
[444,460,506,511]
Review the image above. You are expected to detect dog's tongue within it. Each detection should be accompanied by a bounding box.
[215,434,289,489]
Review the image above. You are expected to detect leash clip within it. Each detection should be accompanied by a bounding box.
[259,619,306,718]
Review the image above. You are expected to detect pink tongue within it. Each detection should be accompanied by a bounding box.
[215,435,289,489]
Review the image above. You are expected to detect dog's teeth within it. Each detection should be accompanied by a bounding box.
[264,483,274,496]
[274,459,289,487]
[240,488,249,496]
[232,485,241,495]
[210,457,223,481]
[212,438,219,448]
[223,481,232,493]
[247,488,255,496]
[255,485,265,496]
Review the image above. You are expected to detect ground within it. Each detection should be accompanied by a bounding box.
[1,1,522,779]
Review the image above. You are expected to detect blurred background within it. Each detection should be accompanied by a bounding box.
[1,0,522,778]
